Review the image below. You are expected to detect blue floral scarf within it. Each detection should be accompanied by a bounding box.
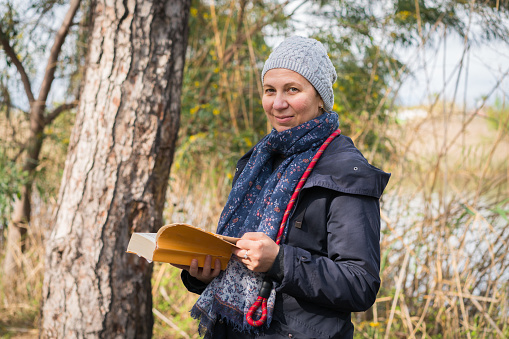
[191,112,339,337]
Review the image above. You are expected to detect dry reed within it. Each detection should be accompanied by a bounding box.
[1,109,507,339]
[0,194,51,337]
[2,2,509,337]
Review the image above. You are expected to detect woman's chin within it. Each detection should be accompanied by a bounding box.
[274,125,293,132]
[273,119,297,132]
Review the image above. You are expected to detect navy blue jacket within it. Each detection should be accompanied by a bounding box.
[182,134,390,338]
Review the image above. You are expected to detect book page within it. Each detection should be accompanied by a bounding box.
[138,233,157,242]
[156,224,237,254]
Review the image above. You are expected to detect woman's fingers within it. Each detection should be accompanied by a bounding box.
[232,247,249,259]
[239,232,266,241]
[184,256,222,284]
[234,232,279,272]
[212,258,221,277]
[202,255,213,276]
[188,259,199,277]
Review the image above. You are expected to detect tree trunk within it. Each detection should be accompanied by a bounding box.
[3,186,31,274]
[3,131,42,275]
[41,0,190,337]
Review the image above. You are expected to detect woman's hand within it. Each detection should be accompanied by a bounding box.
[233,232,280,272]
[172,255,221,284]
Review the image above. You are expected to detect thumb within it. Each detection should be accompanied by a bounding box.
[241,232,267,241]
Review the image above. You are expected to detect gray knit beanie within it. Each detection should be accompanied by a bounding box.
[261,36,337,112]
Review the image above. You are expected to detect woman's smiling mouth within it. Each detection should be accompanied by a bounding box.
[274,115,294,123]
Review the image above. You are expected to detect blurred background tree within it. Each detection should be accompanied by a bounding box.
[0,0,86,277]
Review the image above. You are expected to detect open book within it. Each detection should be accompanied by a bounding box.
[126,223,239,268]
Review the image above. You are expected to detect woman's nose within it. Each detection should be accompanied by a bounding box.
[273,94,288,110]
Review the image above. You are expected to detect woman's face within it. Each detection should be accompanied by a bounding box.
[262,68,324,132]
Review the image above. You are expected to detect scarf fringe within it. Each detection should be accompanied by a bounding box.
[191,295,271,338]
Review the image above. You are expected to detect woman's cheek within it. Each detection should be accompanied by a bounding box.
[262,98,274,114]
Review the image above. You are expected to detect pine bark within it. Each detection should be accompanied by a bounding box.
[41,0,190,337]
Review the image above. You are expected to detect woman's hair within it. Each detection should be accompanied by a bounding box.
[261,36,337,112]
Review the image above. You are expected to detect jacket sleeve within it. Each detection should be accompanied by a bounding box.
[271,193,381,312]
[180,270,209,295]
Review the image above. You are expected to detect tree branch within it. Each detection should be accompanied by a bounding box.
[0,25,35,104]
[37,0,81,105]
[44,101,78,125]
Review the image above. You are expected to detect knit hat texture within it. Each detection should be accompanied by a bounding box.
[261,36,337,112]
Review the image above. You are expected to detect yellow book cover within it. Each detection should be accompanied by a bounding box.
[126,223,239,268]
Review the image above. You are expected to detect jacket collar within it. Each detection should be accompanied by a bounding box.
[304,135,391,199]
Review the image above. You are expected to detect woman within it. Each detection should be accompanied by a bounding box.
[179,36,390,338]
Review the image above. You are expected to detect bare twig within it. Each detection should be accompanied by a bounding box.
[151,264,167,296]
[0,25,35,104]
[37,0,81,106]
[44,101,78,125]
[152,308,191,339]
[384,251,410,339]
[470,297,505,337]
[452,255,472,339]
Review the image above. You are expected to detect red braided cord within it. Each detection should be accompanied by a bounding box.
[246,129,341,327]
[246,296,268,327]
[275,129,341,245]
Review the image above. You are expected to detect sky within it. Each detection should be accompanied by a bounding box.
[396,33,509,109]
[4,2,509,113]
[278,1,509,111]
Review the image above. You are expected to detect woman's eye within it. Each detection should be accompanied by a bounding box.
[289,87,298,92]
[265,88,275,94]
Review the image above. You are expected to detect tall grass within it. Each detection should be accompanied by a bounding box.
[2,25,508,339]
[1,104,507,338]
[0,194,49,338]
[360,104,509,338]
[0,109,68,338]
